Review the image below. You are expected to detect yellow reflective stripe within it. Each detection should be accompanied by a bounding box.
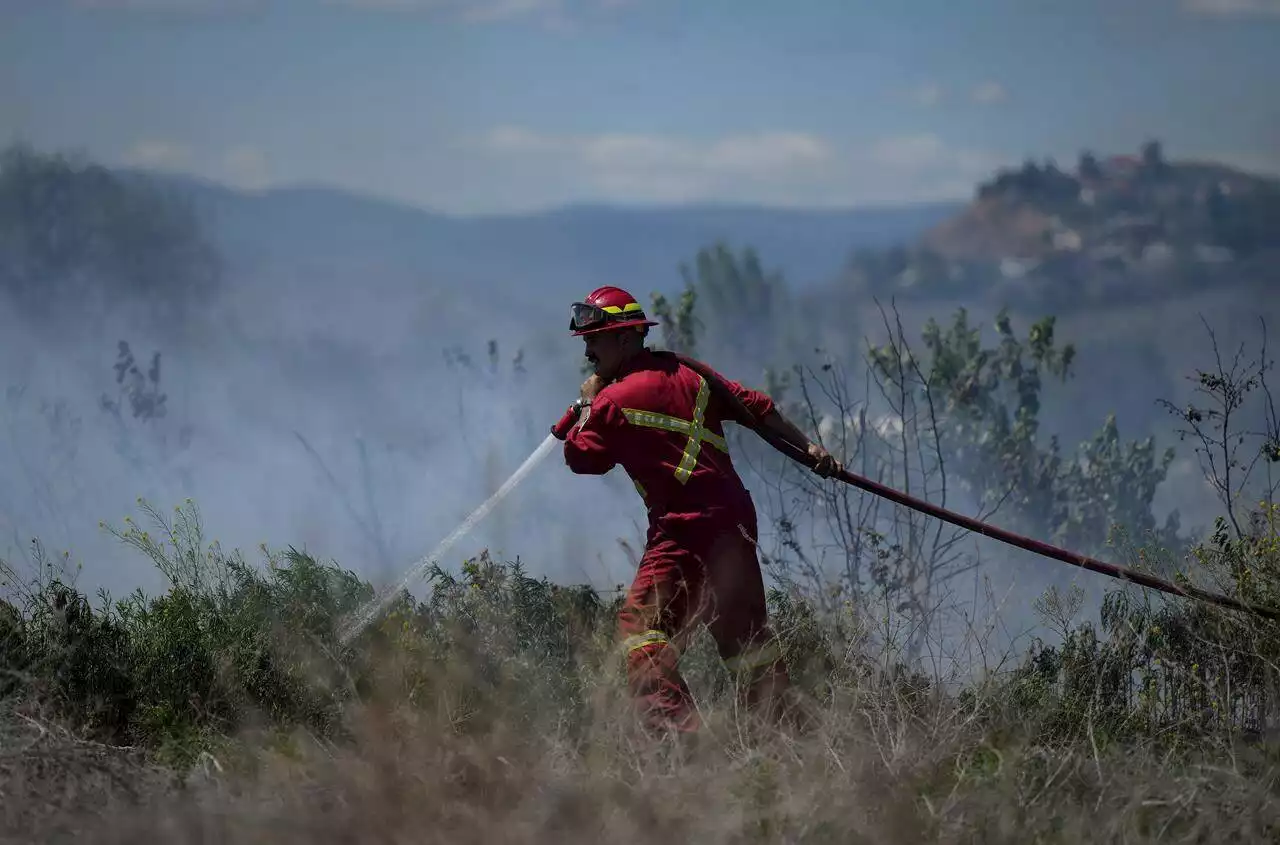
[620,409,728,453]
[723,641,782,674]
[601,302,644,314]
[673,377,712,483]
[622,629,669,652]
[619,376,729,485]
[621,408,691,435]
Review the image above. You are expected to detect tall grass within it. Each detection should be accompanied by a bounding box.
[3,496,1280,843]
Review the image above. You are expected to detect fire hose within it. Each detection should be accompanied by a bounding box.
[554,351,1280,623]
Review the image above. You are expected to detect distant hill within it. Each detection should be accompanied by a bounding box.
[926,143,1278,262]
[840,142,1280,313]
[139,172,959,308]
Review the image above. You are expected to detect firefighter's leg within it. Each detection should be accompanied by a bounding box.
[617,528,701,734]
[701,513,792,722]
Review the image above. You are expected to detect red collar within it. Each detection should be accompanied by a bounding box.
[610,347,658,382]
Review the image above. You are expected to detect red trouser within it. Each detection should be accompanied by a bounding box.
[617,501,790,734]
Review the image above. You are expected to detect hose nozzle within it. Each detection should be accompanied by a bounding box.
[550,400,583,440]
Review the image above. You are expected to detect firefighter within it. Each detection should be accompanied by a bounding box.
[551,284,841,737]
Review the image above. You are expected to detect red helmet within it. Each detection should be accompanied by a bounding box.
[568,285,659,336]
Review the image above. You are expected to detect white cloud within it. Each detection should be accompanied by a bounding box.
[970,81,1009,105]
[706,133,832,172]
[1182,0,1280,15]
[906,81,1009,108]
[112,128,1012,211]
[120,139,192,169]
[869,134,1004,191]
[116,140,273,189]
[484,126,832,178]
[868,135,951,170]
[908,83,945,108]
[478,125,1005,206]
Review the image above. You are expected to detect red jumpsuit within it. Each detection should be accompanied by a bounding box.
[562,349,790,734]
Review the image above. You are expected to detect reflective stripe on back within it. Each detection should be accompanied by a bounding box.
[620,375,728,484]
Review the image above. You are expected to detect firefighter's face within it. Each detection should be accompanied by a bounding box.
[582,329,634,380]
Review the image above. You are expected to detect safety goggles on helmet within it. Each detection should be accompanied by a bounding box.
[569,300,646,332]
[569,302,609,332]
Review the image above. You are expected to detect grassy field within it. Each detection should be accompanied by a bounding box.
[4,495,1280,844]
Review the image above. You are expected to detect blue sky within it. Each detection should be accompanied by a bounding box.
[2,0,1278,213]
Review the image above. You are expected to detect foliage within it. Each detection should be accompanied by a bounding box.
[5,490,1280,803]
[651,242,792,376]
[1157,317,1280,538]
[867,305,1180,556]
[650,266,1183,643]
[2,501,374,765]
[650,284,701,357]
[0,498,623,764]
[995,504,1280,752]
[0,143,221,326]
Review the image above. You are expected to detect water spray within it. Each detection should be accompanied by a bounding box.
[338,432,560,645]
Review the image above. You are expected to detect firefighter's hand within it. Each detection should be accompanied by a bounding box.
[807,442,841,478]
[580,374,607,402]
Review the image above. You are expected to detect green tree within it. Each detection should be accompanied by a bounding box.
[650,284,701,357]
[869,306,1179,554]
[669,242,791,372]
[0,143,221,327]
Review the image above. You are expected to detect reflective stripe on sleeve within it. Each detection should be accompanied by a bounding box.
[622,629,670,652]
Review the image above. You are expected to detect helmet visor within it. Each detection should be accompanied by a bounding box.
[569,301,609,332]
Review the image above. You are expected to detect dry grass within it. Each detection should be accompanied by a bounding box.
[6,640,1280,845]
[5,501,1280,843]
[0,704,177,844]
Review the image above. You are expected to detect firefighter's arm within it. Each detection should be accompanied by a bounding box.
[718,372,816,451]
[758,409,815,453]
[717,375,777,423]
[709,364,840,477]
[758,407,842,478]
[561,395,622,475]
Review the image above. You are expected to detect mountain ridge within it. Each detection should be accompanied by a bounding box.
[126,169,962,306]
[123,166,964,222]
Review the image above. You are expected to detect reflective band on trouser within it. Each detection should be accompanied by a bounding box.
[621,376,728,485]
[623,629,671,653]
[723,641,783,675]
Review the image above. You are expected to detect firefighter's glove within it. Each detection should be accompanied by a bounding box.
[807,443,842,479]
[580,374,607,402]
